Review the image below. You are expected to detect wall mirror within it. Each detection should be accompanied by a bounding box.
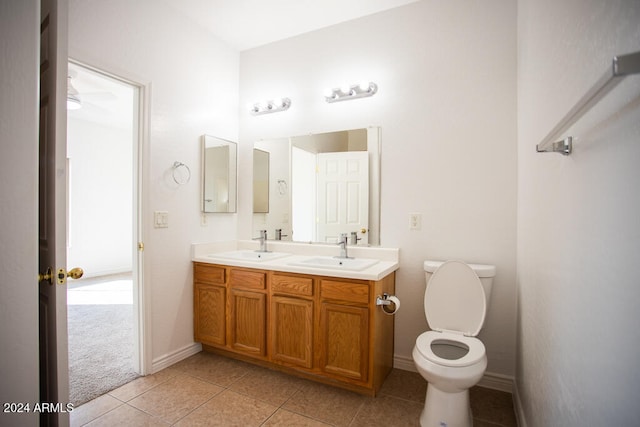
[202,135,237,213]
[253,127,380,245]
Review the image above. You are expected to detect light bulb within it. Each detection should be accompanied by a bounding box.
[324,88,337,100]
[358,82,371,93]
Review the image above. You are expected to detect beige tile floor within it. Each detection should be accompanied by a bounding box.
[71,351,517,426]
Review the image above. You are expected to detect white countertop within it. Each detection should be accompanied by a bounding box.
[192,240,399,281]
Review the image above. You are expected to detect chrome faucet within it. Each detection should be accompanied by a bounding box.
[275,228,288,241]
[335,233,351,259]
[254,229,268,252]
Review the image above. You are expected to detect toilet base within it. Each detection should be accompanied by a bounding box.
[420,383,472,427]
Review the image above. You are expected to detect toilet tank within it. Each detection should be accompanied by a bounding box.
[423,260,496,309]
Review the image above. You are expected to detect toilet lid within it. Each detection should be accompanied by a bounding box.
[425,260,486,336]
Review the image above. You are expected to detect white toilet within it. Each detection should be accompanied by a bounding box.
[412,260,496,427]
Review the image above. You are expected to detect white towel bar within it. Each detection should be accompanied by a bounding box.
[536,50,640,155]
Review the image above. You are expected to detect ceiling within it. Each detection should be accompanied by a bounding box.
[161,0,420,51]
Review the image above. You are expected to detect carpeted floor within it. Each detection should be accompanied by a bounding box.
[67,278,139,406]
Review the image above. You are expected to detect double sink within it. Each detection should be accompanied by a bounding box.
[207,250,379,272]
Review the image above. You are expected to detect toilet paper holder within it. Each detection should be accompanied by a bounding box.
[376,293,393,306]
[376,292,400,315]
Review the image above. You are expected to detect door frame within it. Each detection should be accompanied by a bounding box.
[68,58,152,375]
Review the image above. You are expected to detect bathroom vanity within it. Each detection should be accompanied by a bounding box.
[192,241,399,396]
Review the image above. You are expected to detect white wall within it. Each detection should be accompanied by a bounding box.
[67,118,133,277]
[0,1,40,424]
[517,0,640,425]
[68,0,239,366]
[239,0,518,377]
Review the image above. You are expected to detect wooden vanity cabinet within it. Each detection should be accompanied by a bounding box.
[193,264,226,346]
[270,273,314,369]
[319,279,371,382]
[193,262,395,396]
[228,269,267,357]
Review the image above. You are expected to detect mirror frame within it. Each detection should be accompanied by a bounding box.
[201,135,237,213]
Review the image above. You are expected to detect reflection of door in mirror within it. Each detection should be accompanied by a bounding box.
[316,152,369,244]
[202,135,237,213]
[253,149,269,213]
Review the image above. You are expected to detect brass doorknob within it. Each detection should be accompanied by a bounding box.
[360,228,367,234]
[56,267,83,284]
[39,267,83,285]
[38,267,53,284]
[67,267,84,280]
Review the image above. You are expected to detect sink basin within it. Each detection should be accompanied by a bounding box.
[207,250,291,262]
[290,256,379,271]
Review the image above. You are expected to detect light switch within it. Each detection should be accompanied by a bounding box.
[154,211,169,228]
[409,212,422,230]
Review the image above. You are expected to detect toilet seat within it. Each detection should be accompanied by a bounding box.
[415,330,485,367]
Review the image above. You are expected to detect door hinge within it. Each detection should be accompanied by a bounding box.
[138,242,144,251]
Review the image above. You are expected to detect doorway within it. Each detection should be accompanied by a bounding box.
[65,61,143,406]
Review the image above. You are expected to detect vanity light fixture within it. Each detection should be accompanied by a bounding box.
[250,97,291,115]
[324,82,378,103]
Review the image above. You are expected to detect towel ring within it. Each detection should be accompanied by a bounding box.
[172,161,191,185]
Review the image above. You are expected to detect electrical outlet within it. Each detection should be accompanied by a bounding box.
[409,212,422,230]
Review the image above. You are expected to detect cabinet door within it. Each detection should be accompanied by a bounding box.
[230,289,266,356]
[194,283,226,346]
[320,302,369,382]
[271,296,313,368]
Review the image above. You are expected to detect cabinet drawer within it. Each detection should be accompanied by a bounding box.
[271,274,314,297]
[229,269,266,290]
[194,263,226,285]
[320,280,369,305]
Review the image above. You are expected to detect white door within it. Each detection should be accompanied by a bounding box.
[39,0,73,425]
[316,152,369,244]
[0,1,45,426]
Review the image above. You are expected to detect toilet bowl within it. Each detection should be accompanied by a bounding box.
[413,260,496,427]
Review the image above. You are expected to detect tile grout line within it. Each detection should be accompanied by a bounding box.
[77,399,125,427]
[347,399,367,427]
[165,371,233,426]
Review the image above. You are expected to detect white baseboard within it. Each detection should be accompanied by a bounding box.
[151,342,202,374]
[393,354,514,394]
[393,354,418,372]
[477,372,513,393]
[513,378,528,427]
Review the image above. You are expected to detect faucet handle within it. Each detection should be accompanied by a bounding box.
[253,229,268,240]
[275,229,288,240]
[350,231,362,245]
